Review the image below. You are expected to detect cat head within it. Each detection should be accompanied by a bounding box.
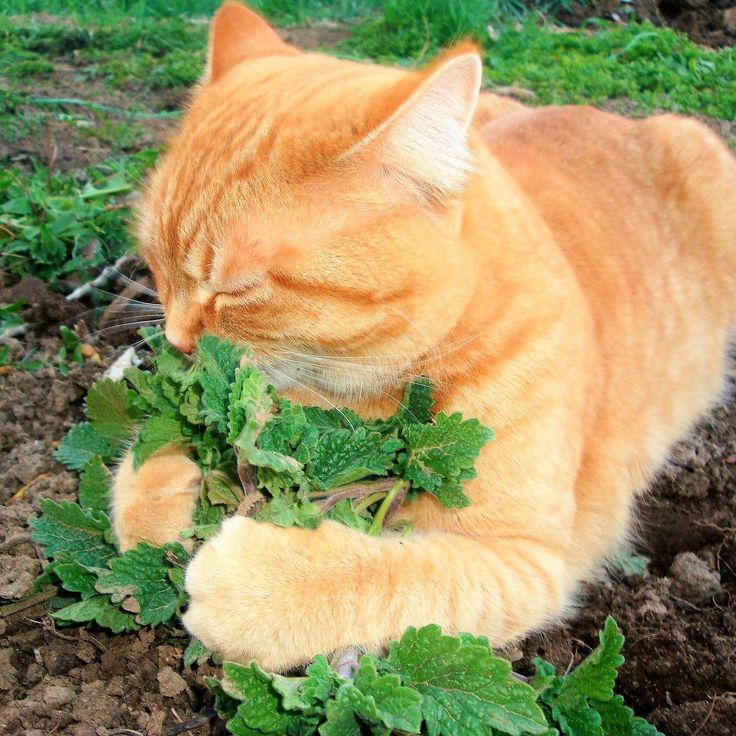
[138,1,483,402]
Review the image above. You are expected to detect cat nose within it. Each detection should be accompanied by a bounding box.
[165,326,194,354]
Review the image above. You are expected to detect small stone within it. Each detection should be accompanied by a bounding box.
[637,599,668,617]
[668,551,722,603]
[43,684,75,708]
[157,666,187,697]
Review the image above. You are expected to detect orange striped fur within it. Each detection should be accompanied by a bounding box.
[113,1,736,670]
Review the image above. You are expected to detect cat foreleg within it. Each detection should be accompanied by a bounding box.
[182,515,568,672]
[111,449,202,552]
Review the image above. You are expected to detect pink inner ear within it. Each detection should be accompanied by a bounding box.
[207,1,299,83]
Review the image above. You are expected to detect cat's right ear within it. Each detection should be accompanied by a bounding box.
[204,1,300,84]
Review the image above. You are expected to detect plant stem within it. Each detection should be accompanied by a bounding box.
[368,480,408,536]
[352,491,388,514]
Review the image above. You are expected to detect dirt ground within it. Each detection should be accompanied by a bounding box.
[561,0,736,47]
[1,19,735,736]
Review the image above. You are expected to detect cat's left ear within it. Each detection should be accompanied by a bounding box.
[350,48,483,199]
[204,1,300,85]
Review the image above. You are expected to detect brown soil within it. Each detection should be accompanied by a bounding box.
[2,20,735,736]
[561,0,736,47]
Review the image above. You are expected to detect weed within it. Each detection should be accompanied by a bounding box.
[0,151,157,287]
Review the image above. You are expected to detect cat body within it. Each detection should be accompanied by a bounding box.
[112,1,736,670]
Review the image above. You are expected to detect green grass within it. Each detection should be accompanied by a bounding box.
[483,21,736,118]
[0,151,156,287]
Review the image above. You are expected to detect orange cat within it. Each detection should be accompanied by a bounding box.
[112,1,736,671]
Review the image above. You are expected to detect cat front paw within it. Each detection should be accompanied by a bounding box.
[183,516,326,672]
[112,450,202,552]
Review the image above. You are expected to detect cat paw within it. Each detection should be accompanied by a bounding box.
[112,450,202,552]
[183,516,321,672]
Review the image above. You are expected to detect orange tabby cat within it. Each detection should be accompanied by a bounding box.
[112,1,736,671]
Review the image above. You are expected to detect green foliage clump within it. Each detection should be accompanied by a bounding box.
[33,333,492,630]
[0,152,155,286]
[210,616,661,736]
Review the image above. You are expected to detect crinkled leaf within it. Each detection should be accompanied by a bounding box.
[52,595,138,633]
[401,412,492,508]
[55,422,112,470]
[593,695,664,736]
[349,655,422,732]
[223,662,306,735]
[78,457,112,513]
[205,675,240,722]
[307,427,402,491]
[228,366,303,479]
[386,624,547,736]
[29,499,116,569]
[184,637,212,668]
[197,335,244,431]
[95,542,187,626]
[563,617,624,702]
[255,494,322,529]
[52,559,98,599]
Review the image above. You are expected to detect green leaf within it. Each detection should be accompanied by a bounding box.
[319,689,363,736]
[202,470,243,510]
[78,457,112,513]
[52,559,98,599]
[593,695,664,736]
[197,335,244,431]
[401,412,493,507]
[610,551,649,578]
[271,655,342,715]
[397,377,434,426]
[56,422,112,470]
[386,624,548,736]
[307,428,402,491]
[348,655,422,733]
[85,377,142,447]
[223,662,306,735]
[52,595,138,633]
[29,499,116,569]
[132,409,189,468]
[563,617,624,702]
[205,675,240,722]
[183,637,212,668]
[228,366,303,478]
[255,494,322,529]
[95,542,187,626]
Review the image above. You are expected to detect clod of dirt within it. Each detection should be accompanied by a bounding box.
[157,666,188,697]
[667,551,722,603]
[42,684,76,709]
[0,649,19,691]
[0,553,40,598]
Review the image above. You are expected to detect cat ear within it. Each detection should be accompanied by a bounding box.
[353,50,483,198]
[204,1,299,84]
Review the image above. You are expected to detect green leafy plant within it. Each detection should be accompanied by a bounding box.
[208,616,661,736]
[0,160,140,286]
[30,333,661,734]
[33,332,493,630]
